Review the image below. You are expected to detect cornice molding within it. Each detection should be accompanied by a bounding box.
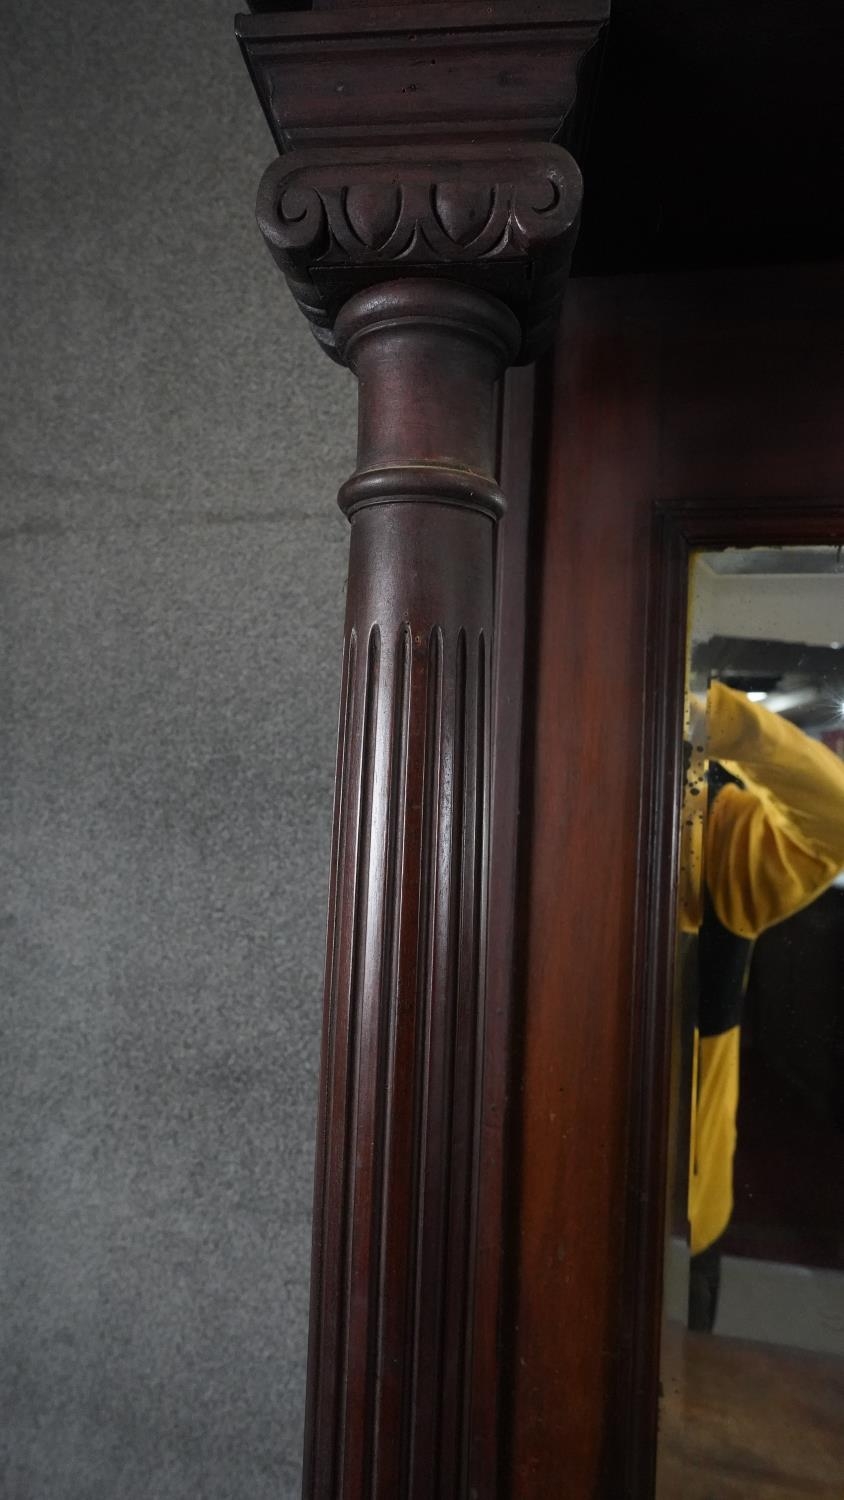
[237,1,608,154]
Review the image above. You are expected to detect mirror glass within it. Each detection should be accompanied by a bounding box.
[657,546,844,1498]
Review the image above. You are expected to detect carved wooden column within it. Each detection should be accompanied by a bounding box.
[307,279,518,1499]
[236,5,607,1496]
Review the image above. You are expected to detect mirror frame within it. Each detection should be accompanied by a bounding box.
[621,495,844,1498]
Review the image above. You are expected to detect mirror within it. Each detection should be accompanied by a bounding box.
[656,546,844,1498]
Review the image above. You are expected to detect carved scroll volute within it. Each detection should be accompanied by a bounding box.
[254,143,585,362]
[304,282,519,1500]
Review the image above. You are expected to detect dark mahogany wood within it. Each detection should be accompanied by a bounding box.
[254,141,584,361]
[302,280,519,1500]
[235,8,605,1497]
[510,262,844,1498]
[237,2,607,360]
[474,363,542,1494]
[243,1,844,277]
[235,2,843,1494]
[237,2,608,155]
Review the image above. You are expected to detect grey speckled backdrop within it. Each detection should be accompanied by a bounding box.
[1,3,356,1496]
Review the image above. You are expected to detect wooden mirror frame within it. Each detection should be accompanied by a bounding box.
[233,3,844,1493]
[499,266,844,1496]
[622,496,844,1499]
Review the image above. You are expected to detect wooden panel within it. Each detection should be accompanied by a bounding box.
[510,282,659,1499]
[509,263,844,1497]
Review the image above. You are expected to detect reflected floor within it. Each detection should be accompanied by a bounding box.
[657,1322,844,1499]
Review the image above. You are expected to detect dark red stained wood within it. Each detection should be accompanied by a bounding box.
[237,1,607,363]
[470,363,540,1492]
[235,6,844,1493]
[509,263,844,1499]
[237,1,608,155]
[233,9,606,1494]
[302,279,524,1500]
[254,139,584,363]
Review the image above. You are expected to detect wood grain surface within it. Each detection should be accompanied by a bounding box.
[510,263,844,1498]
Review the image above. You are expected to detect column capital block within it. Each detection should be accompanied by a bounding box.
[238,0,608,362]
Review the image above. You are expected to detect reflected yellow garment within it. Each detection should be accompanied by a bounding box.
[686,682,844,1256]
[688,1030,740,1256]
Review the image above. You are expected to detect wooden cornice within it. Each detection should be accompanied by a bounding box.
[237,2,608,153]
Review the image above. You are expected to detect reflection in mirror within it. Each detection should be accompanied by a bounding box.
[657,546,844,1499]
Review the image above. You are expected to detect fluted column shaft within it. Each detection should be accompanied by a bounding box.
[303,281,520,1500]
